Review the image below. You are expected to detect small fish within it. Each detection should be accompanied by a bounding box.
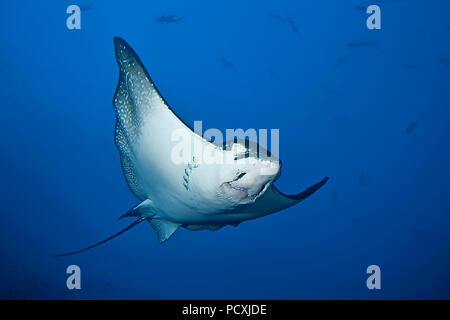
[330,115,346,125]
[267,12,286,23]
[358,172,370,188]
[287,16,301,37]
[335,56,348,66]
[321,82,332,93]
[79,2,95,11]
[269,68,279,79]
[268,13,301,38]
[405,117,421,135]
[10,264,19,272]
[221,58,237,71]
[347,40,378,49]
[352,217,366,227]
[405,63,419,70]
[155,14,184,24]
[437,57,450,66]
[408,228,426,237]
[353,5,366,12]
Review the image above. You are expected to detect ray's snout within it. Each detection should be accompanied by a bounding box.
[259,158,281,178]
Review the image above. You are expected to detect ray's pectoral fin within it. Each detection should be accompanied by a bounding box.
[281,176,329,202]
[149,219,180,243]
[249,177,329,214]
[112,37,174,200]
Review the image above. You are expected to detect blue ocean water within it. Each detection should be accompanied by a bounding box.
[1,0,449,299]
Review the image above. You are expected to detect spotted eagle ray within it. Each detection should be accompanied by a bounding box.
[53,37,328,257]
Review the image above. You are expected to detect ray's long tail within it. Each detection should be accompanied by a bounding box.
[52,217,146,257]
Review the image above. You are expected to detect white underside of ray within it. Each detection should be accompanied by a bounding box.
[112,38,326,240]
[113,39,250,226]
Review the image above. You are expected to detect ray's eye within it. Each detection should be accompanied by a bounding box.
[234,150,250,161]
[234,172,246,180]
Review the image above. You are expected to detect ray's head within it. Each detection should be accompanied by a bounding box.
[218,140,281,205]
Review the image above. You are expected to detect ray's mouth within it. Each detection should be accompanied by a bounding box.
[254,182,270,199]
[225,181,270,201]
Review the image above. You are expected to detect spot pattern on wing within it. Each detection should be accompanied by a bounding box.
[112,38,167,200]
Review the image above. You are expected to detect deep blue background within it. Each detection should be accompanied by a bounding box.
[1,0,449,299]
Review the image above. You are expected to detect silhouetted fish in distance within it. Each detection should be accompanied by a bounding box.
[221,58,237,71]
[269,68,279,79]
[155,14,184,24]
[267,12,286,23]
[286,16,301,38]
[405,63,419,70]
[79,2,95,11]
[408,228,427,238]
[347,40,378,50]
[335,55,348,66]
[405,117,422,135]
[353,5,366,12]
[267,13,301,38]
[330,114,347,126]
[321,82,333,94]
[358,172,370,188]
[352,217,366,226]
[437,57,450,66]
